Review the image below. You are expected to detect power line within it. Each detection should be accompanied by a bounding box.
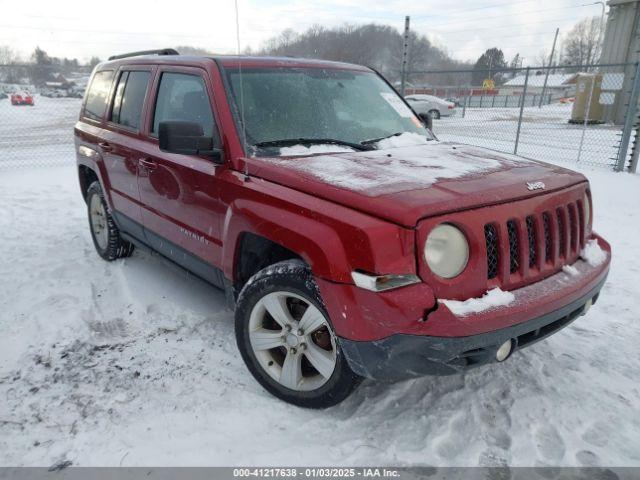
[429,16,579,35]
[0,23,215,40]
[412,2,603,28]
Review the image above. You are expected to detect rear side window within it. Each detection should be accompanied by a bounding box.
[111,71,150,129]
[84,70,114,120]
[152,72,214,137]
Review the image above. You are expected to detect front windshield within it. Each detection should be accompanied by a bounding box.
[223,66,432,154]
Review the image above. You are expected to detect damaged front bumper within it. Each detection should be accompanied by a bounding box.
[322,234,611,382]
[338,273,606,381]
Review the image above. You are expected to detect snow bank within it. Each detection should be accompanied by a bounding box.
[374,132,430,149]
[562,265,579,276]
[279,144,355,156]
[441,288,515,316]
[580,239,607,267]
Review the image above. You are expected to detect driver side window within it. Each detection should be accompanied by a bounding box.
[152,72,215,137]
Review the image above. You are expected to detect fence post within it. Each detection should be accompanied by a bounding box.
[617,62,640,172]
[577,70,598,163]
[400,16,410,96]
[514,67,530,155]
[463,85,468,118]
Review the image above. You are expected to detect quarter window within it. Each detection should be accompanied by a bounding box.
[111,71,150,129]
[152,72,215,137]
[84,70,114,120]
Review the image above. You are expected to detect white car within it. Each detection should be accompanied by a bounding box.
[404,94,455,119]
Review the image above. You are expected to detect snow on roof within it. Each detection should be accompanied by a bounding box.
[504,73,577,88]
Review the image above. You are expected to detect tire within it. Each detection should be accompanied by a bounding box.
[428,109,441,120]
[235,260,361,408]
[86,181,134,261]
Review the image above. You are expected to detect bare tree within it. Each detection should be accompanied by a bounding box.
[259,23,463,82]
[562,16,603,67]
[0,45,21,64]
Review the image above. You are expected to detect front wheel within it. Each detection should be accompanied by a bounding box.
[235,260,360,408]
[428,109,441,120]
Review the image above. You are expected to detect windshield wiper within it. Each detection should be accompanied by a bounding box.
[360,132,432,146]
[254,138,374,151]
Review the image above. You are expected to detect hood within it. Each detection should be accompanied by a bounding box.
[245,142,587,228]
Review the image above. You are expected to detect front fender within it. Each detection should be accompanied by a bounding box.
[219,170,416,284]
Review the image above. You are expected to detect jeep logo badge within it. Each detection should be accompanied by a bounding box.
[527,181,546,191]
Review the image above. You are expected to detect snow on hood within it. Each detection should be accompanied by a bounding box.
[375,132,431,149]
[279,144,355,156]
[266,141,533,196]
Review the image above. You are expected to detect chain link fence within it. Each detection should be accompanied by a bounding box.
[0,64,89,169]
[404,62,640,172]
[1,62,639,172]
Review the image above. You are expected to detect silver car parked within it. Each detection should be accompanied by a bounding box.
[405,94,455,120]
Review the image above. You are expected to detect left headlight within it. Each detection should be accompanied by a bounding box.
[424,224,469,279]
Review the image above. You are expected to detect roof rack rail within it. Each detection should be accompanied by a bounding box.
[108,48,179,61]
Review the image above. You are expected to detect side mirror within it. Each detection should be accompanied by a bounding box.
[159,121,223,163]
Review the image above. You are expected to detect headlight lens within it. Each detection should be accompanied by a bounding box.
[424,224,469,278]
[583,193,591,232]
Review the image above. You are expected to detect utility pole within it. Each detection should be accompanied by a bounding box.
[400,16,410,96]
[539,27,559,108]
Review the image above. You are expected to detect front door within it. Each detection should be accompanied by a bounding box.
[137,67,226,285]
[101,68,153,230]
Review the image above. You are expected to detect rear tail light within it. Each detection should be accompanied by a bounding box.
[448,105,454,109]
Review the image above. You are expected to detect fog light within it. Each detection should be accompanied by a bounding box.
[582,298,593,316]
[496,340,513,362]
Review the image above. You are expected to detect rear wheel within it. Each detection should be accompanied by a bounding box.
[235,260,360,408]
[86,181,134,261]
[428,109,441,120]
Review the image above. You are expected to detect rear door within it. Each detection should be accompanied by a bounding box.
[136,66,227,285]
[100,67,153,230]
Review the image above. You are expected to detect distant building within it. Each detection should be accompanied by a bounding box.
[503,73,578,97]
[599,0,640,123]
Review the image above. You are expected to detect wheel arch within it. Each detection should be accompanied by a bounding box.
[221,200,353,291]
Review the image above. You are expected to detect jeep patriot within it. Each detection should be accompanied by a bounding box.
[75,49,611,408]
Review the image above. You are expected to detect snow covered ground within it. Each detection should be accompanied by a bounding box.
[1,97,640,467]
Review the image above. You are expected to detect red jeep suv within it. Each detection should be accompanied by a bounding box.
[75,49,610,408]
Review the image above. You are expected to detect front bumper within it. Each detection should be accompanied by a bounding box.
[316,234,611,381]
[339,273,606,381]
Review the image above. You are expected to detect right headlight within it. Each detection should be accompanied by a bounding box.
[424,224,469,279]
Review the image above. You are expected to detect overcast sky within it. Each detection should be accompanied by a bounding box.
[0,0,605,65]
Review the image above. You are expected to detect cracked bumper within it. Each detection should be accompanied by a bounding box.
[338,272,606,381]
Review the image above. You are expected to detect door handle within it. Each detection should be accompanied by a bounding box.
[98,142,114,153]
[139,158,158,171]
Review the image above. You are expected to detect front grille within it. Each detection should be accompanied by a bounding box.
[557,208,566,258]
[526,216,537,268]
[482,198,586,286]
[542,212,552,262]
[506,220,520,274]
[485,224,499,279]
[568,204,578,252]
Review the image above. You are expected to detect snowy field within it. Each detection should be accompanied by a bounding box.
[1,98,640,467]
[436,104,626,169]
[0,96,80,168]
